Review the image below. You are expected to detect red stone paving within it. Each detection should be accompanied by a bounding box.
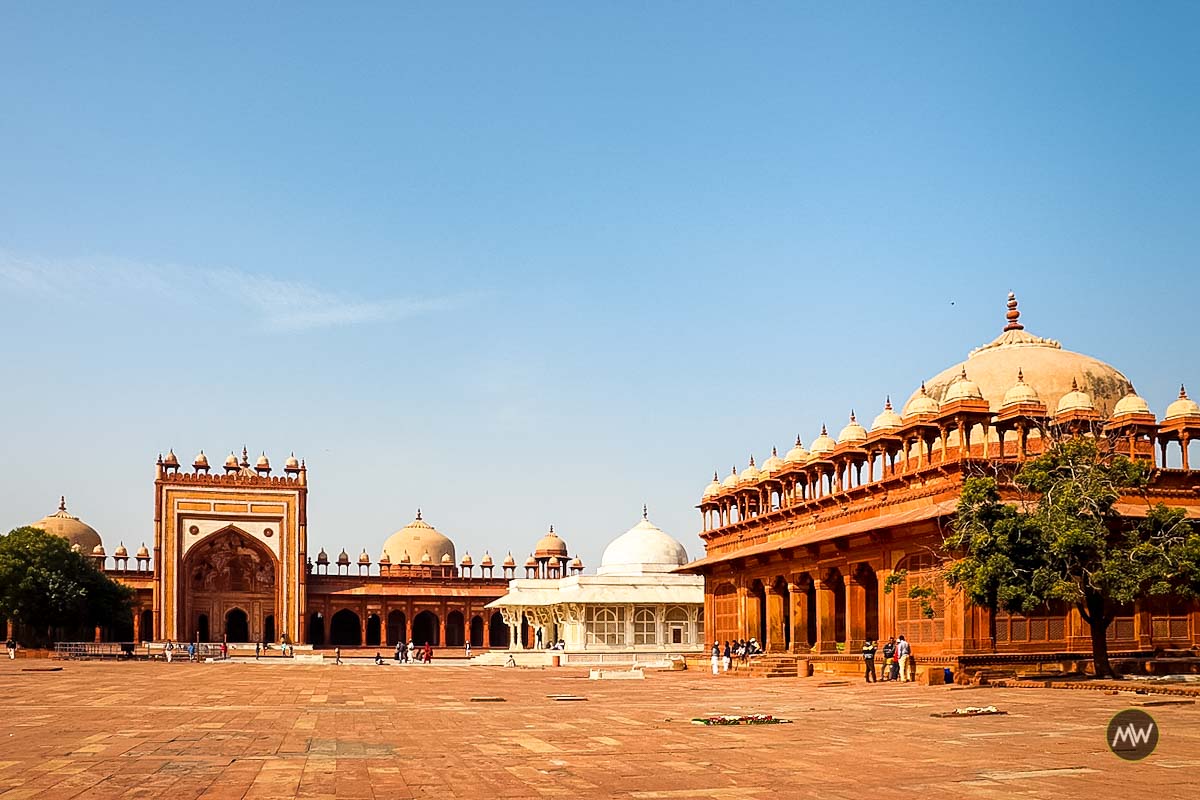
[0,659,1197,799]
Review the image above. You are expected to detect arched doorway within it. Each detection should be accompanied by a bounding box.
[412,610,439,646]
[329,609,361,646]
[183,527,276,644]
[264,615,276,644]
[366,614,381,647]
[749,579,768,644]
[488,612,509,647]
[140,609,153,642]
[829,570,847,644]
[445,611,465,647]
[386,611,406,645]
[309,612,325,647]
[197,614,210,643]
[772,576,791,651]
[853,563,880,643]
[225,608,250,642]
[469,615,484,647]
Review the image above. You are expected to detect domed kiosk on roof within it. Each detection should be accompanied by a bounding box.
[31,497,102,553]
[381,510,455,567]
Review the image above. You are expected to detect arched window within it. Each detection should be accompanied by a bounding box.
[634,607,657,645]
[893,553,944,646]
[665,606,689,645]
[586,606,624,646]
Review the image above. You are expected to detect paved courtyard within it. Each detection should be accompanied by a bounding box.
[0,659,1196,799]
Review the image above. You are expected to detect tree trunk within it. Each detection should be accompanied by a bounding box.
[1083,594,1115,679]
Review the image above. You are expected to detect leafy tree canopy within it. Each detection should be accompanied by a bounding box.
[945,436,1200,677]
[0,526,134,640]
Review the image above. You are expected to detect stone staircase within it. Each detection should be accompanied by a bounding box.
[728,655,800,679]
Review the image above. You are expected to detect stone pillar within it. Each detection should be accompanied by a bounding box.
[359,613,368,648]
[813,578,839,653]
[846,575,867,652]
[766,586,785,653]
[788,582,810,653]
[482,614,491,648]
[736,582,751,641]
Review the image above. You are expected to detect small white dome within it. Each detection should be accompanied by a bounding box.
[903,383,939,418]
[738,456,761,483]
[760,447,785,474]
[870,398,902,432]
[785,435,809,463]
[1056,378,1096,415]
[1001,368,1040,407]
[1165,385,1200,420]
[598,514,688,576]
[702,472,722,499]
[1112,390,1151,418]
[809,425,836,457]
[942,368,984,404]
[722,466,740,489]
[836,412,867,445]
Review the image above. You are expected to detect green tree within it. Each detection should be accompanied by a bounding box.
[945,437,1200,678]
[0,526,134,645]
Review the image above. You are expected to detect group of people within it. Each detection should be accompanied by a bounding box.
[860,635,916,682]
[162,639,232,662]
[380,640,435,664]
[709,638,764,673]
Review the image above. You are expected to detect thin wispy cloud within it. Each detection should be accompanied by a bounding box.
[0,253,465,332]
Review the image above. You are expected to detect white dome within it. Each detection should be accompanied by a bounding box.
[598,516,689,576]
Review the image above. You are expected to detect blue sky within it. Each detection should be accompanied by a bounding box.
[2,3,1198,569]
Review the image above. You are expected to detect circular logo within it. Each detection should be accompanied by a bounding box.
[1107,709,1158,761]
[188,525,200,536]
[263,528,274,538]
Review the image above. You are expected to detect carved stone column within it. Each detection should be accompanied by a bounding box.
[813,577,839,653]
[788,581,811,653]
[765,585,786,653]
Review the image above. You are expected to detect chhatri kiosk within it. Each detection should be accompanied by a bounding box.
[485,509,705,665]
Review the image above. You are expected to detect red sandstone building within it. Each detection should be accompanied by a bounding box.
[681,295,1200,672]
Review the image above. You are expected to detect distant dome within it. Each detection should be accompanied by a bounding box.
[760,447,785,474]
[910,294,1132,418]
[92,543,105,556]
[722,466,740,489]
[738,457,761,483]
[534,526,568,559]
[598,513,689,576]
[440,553,453,565]
[903,383,939,418]
[942,368,984,404]
[1055,379,1096,415]
[135,543,150,559]
[460,552,473,566]
[192,451,210,470]
[114,542,128,558]
[337,549,350,565]
[381,510,455,566]
[524,554,538,568]
[836,412,867,445]
[378,550,391,565]
[702,472,722,499]
[357,549,371,565]
[32,497,102,552]
[809,425,836,458]
[502,552,516,568]
[481,552,494,567]
[256,453,270,471]
[421,551,433,565]
[1165,386,1200,420]
[224,452,239,469]
[785,436,810,463]
[870,399,902,432]
[1112,390,1151,418]
[1001,369,1040,407]
[162,450,180,468]
[316,548,329,565]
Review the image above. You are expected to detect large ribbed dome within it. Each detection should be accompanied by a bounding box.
[908,294,1132,418]
[381,511,455,566]
[598,513,688,576]
[32,497,102,552]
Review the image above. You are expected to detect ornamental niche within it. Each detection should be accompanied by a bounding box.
[188,530,276,594]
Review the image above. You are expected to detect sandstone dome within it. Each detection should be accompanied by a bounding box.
[907,294,1132,419]
[598,513,689,576]
[32,497,102,552]
[381,511,455,566]
[533,526,568,559]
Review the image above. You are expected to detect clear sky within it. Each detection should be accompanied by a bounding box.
[2,3,1198,570]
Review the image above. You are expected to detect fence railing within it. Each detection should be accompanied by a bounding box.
[53,642,232,661]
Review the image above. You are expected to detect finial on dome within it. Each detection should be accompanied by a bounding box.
[849,410,857,422]
[960,367,968,381]
[821,424,828,435]
[920,381,929,396]
[643,503,648,520]
[549,524,555,533]
[240,446,250,467]
[1017,367,1025,382]
[884,395,892,410]
[748,454,756,467]
[416,508,422,520]
[795,434,802,446]
[713,470,718,481]
[59,495,67,512]
[772,446,778,456]
[1004,292,1024,331]
[1181,384,1189,399]
[1071,377,1079,391]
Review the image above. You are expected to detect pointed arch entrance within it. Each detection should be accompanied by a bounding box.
[183,527,277,644]
[412,610,439,646]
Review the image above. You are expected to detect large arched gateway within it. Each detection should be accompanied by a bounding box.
[182,527,277,643]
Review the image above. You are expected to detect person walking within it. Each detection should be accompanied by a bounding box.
[861,639,877,683]
[220,642,228,660]
[334,646,343,665]
[6,638,15,660]
[255,642,261,661]
[722,641,732,672]
[881,637,896,681]
[423,642,433,664]
[407,639,415,663]
[896,635,912,682]
[165,640,174,663]
[710,641,720,675]
[464,641,471,659]
[187,642,196,662]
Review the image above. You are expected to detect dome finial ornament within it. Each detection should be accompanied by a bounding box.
[1004,292,1024,331]
[748,454,755,467]
[416,508,422,520]
[59,495,67,512]
[642,503,648,520]
[1182,384,1189,399]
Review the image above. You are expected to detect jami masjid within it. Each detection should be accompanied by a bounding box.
[6,293,1200,676]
